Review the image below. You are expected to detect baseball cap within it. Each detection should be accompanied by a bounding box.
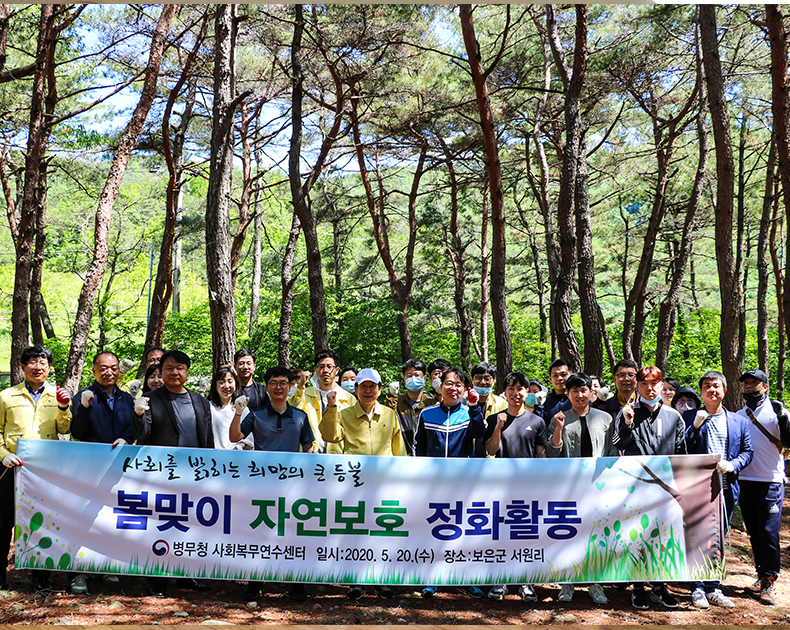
[739,369,768,384]
[355,368,382,385]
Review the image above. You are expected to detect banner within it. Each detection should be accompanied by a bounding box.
[15,439,725,585]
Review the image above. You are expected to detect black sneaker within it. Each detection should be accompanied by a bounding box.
[650,584,679,608]
[347,586,365,600]
[245,582,262,600]
[760,576,777,606]
[375,585,396,599]
[631,588,649,610]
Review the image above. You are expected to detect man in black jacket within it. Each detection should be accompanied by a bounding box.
[131,349,213,596]
[235,349,269,411]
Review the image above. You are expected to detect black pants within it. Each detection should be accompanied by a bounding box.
[740,480,784,579]
[693,486,734,593]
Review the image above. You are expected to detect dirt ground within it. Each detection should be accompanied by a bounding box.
[2,496,790,625]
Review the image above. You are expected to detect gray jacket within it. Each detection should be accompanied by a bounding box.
[547,407,616,458]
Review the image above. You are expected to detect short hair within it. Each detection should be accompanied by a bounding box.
[549,358,571,373]
[92,351,118,366]
[314,348,339,367]
[664,378,680,392]
[234,349,255,364]
[637,366,663,382]
[143,346,165,363]
[566,372,593,390]
[402,359,427,375]
[441,367,470,388]
[339,366,358,379]
[142,364,163,393]
[699,370,727,390]
[471,362,496,378]
[160,349,191,369]
[20,345,53,366]
[428,358,451,374]
[264,366,294,384]
[209,366,238,405]
[503,372,529,389]
[614,359,638,373]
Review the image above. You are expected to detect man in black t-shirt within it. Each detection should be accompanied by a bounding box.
[483,372,546,602]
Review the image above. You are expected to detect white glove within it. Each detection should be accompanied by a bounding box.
[81,390,95,408]
[2,454,21,468]
[389,381,400,396]
[622,404,635,426]
[693,410,708,429]
[112,437,127,449]
[234,396,249,414]
[716,460,734,474]
[199,376,211,393]
[118,359,136,374]
[134,397,150,416]
[535,390,547,406]
[128,381,141,398]
[597,386,610,401]
[57,433,70,442]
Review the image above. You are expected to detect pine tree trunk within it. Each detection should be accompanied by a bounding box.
[205,3,238,373]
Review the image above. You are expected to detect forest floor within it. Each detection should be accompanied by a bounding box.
[2,496,790,625]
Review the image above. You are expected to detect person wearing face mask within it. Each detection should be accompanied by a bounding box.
[683,371,753,609]
[338,367,358,395]
[385,359,432,456]
[612,366,685,610]
[427,358,452,404]
[471,362,508,419]
[671,386,700,415]
[735,369,790,606]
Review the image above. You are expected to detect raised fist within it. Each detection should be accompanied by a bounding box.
[326,390,337,407]
[56,387,71,407]
[466,388,479,406]
[298,371,311,389]
[622,404,635,426]
[389,382,400,397]
[554,410,566,428]
[2,454,21,468]
[694,410,708,429]
[118,359,136,374]
[134,397,150,416]
[81,390,96,408]
[534,390,547,406]
[234,396,249,414]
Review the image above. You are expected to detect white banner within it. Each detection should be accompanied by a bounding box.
[15,439,725,585]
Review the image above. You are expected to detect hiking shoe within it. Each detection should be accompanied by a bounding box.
[70,574,88,595]
[760,576,777,605]
[421,586,437,598]
[558,584,574,602]
[650,584,678,608]
[458,585,484,599]
[631,588,649,609]
[691,588,710,608]
[346,586,365,600]
[588,583,608,605]
[488,585,507,601]
[707,589,735,607]
[519,584,538,603]
[101,574,120,585]
[375,585,396,599]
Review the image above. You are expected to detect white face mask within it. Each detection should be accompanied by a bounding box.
[640,394,661,406]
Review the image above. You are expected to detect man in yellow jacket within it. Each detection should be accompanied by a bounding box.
[0,345,71,592]
[319,367,405,600]
[289,349,355,453]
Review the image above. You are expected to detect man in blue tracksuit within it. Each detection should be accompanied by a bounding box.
[413,367,485,598]
[683,370,753,609]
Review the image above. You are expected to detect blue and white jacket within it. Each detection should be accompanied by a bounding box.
[413,401,485,458]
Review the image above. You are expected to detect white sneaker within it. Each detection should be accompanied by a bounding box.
[70,574,88,595]
[519,584,538,602]
[558,584,574,602]
[691,588,710,609]
[707,589,735,607]
[588,583,608,604]
[102,574,120,584]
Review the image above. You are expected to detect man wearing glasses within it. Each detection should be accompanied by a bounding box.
[231,366,314,602]
[602,359,639,421]
[290,349,355,453]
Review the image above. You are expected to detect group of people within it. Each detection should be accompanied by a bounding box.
[0,344,786,611]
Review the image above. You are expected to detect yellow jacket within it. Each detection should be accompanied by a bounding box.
[0,382,71,459]
[289,384,356,453]
[484,393,508,418]
[320,401,405,457]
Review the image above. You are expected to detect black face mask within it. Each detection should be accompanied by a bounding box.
[744,390,763,404]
